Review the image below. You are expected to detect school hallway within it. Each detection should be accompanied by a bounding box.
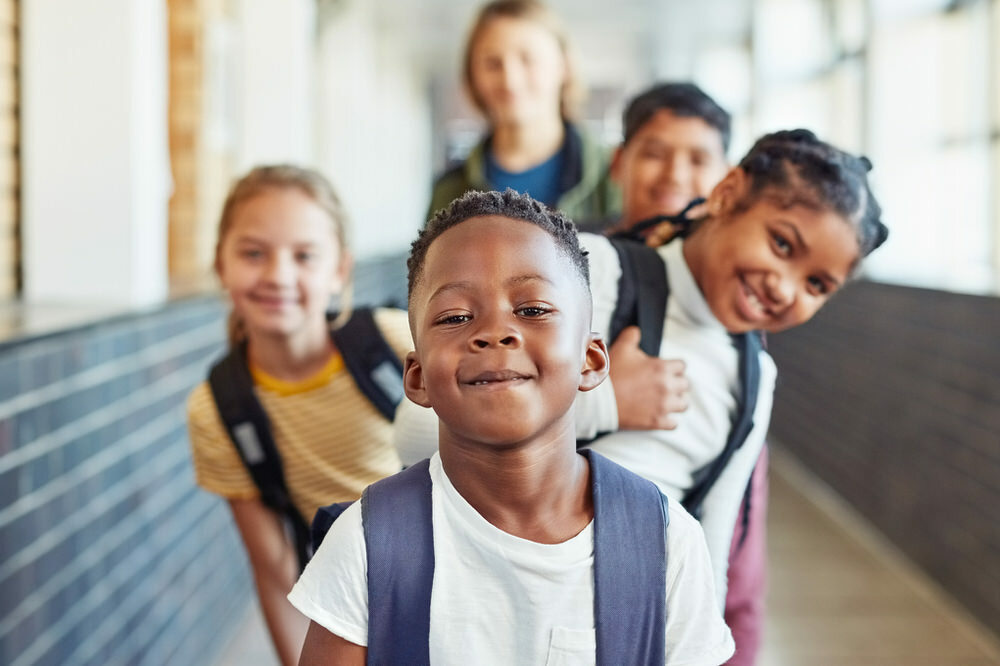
[213,445,1000,666]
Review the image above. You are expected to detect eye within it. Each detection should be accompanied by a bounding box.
[771,232,792,256]
[295,250,317,263]
[239,248,264,260]
[807,276,830,295]
[516,304,552,318]
[434,312,471,326]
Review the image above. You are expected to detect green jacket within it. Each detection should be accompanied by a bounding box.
[427,124,621,224]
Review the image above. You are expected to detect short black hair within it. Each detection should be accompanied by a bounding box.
[737,129,888,258]
[622,82,731,152]
[408,189,589,297]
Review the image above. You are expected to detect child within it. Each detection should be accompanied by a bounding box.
[290,189,734,665]
[428,0,619,221]
[578,128,888,630]
[186,165,410,665]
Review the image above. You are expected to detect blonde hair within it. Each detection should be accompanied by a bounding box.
[462,0,583,121]
[215,164,353,346]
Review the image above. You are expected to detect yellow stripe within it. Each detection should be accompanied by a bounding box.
[250,353,345,396]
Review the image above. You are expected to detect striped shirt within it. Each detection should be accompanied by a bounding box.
[186,308,411,522]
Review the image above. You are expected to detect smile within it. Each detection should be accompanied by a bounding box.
[463,370,531,386]
[739,280,771,322]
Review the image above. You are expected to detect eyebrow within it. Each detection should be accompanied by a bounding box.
[427,274,555,303]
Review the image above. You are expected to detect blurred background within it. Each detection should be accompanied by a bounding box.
[0,0,998,664]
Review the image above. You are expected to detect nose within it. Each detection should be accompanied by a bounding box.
[469,313,522,350]
[660,152,689,187]
[763,271,795,309]
[263,253,295,285]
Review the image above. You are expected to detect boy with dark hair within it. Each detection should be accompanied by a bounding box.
[602,82,731,238]
[290,189,734,665]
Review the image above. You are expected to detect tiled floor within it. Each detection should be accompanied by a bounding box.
[761,448,1000,666]
[215,449,1000,665]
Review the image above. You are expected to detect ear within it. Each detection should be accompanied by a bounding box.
[706,166,750,217]
[331,250,353,292]
[578,334,610,393]
[403,351,432,408]
[608,144,625,186]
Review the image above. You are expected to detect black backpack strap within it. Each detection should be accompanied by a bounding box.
[606,237,669,357]
[584,449,667,666]
[208,345,312,570]
[330,308,405,421]
[682,331,763,520]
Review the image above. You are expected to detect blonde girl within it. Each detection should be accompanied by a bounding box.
[429,0,619,221]
[186,165,409,665]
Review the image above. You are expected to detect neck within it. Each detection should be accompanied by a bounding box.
[490,116,566,172]
[438,419,592,544]
[246,321,335,382]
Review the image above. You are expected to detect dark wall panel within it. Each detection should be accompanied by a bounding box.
[768,280,1000,636]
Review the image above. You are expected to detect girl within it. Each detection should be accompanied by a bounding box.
[578,127,888,622]
[186,166,410,665]
[428,0,619,221]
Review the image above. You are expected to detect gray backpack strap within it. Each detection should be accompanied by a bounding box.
[585,449,668,665]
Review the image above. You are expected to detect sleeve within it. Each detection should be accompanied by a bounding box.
[186,382,259,500]
[288,499,369,646]
[696,350,777,607]
[373,307,414,362]
[573,232,623,440]
[663,501,736,666]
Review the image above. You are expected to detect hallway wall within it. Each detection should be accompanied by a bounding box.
[768,281,1000,638]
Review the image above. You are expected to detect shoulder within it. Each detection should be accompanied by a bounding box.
[187,380,220,428]
[289,500,369,646]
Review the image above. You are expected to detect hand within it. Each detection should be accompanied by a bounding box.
[609,326,689,430]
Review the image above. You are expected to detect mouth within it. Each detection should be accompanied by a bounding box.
[250,294,299,308]
[738,280,772,324]
[462,369,532,388]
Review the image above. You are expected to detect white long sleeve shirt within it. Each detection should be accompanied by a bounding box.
[576,235,776,606]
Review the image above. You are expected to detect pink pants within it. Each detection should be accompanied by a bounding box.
[723,446,769,666]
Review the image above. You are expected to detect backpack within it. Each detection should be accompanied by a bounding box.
[207,308,404,570]
[310,449,670,666]
[597,229,763,543]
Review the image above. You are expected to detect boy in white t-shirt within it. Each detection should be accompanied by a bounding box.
[289,189,734,665]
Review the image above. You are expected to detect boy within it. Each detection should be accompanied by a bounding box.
[290,189,734,665]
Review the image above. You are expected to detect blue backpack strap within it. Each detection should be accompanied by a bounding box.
[682,331,762,519]
[583,449,668,666]
[362,458,434,666]
[330,308,405,421]
[208,344,312,570]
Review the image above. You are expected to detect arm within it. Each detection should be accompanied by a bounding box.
[299,621,366,666]
[574,234,689,438]
[229,498,309,666]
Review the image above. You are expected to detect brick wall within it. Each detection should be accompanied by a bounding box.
[0,0,18,299]
[767,280,1000,637]
[0,297,250,666]
[0,255,408,665]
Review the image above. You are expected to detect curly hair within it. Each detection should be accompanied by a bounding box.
[736,129,888,257]
[408,189,589,297]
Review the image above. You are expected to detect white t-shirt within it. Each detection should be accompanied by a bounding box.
[289,453,734,666]
[576,235,777,606]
